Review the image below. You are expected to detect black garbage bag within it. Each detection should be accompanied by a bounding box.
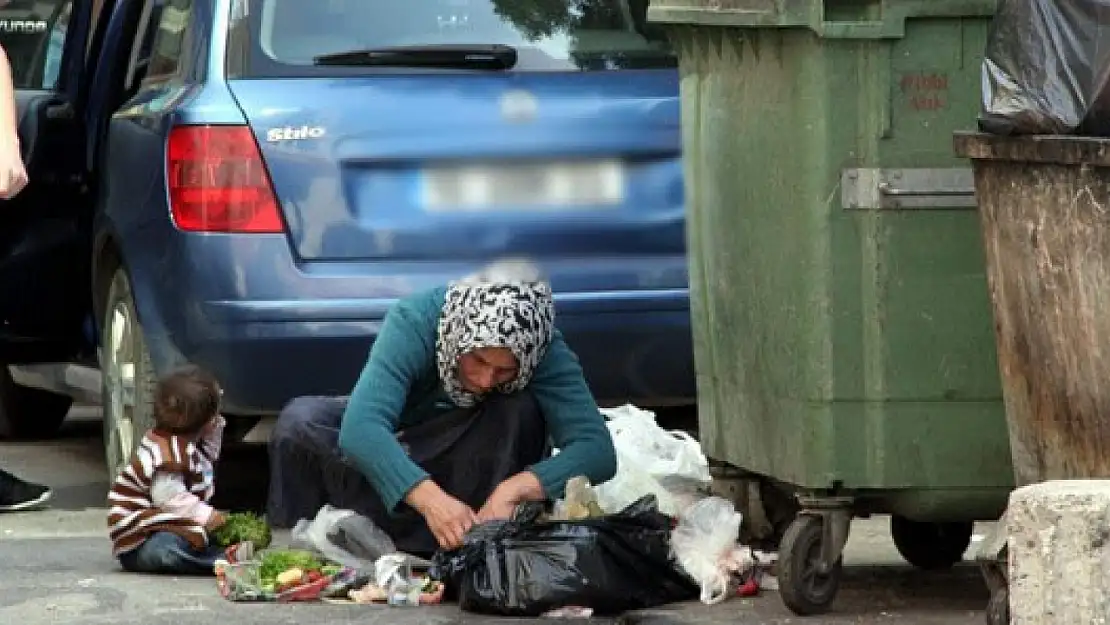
[429,495,699,617]
[980,0,1110,136]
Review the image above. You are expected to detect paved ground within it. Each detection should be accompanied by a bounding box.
[0,407,995,624]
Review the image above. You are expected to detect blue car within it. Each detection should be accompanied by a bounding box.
[0,0,693,473]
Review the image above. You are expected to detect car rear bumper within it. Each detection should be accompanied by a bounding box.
[175,296,694,414]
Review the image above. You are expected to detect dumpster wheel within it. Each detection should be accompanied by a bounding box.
[778,514,844,616]
[890,515,974,570]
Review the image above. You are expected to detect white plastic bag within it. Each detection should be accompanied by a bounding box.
[594,404,711,516]
[604,405,711,481]
[671,496,749,605]
[290,504,394,571]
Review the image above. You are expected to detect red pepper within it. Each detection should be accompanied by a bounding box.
[737,577,760,597]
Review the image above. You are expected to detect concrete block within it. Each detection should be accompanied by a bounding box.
[1008,480,1110,625]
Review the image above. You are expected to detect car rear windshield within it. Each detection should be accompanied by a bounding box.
[225,0,676,78]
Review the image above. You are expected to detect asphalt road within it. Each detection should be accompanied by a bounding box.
[0,407,996,624]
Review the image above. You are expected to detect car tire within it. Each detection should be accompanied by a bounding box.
[0,366,73,440]
[890,515,974,571]
[100,268,158,478]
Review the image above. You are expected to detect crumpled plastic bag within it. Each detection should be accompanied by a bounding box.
[290,505,397,572]
[670,496,751,604]
[592,404,711,516]
[429,495,699,617]
[980,0,1110,135]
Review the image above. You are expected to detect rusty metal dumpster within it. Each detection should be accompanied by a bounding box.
[648,0,1015,616]
[955,131,1110,625]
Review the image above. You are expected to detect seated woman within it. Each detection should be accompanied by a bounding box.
[266,261,617,557]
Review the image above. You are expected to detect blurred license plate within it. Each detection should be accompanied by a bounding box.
[422,160,625,210]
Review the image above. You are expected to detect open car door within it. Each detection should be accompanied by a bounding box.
[0,0,102,364]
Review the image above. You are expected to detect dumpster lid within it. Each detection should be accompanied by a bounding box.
[954,131,1110,166]
[647,0,996,39]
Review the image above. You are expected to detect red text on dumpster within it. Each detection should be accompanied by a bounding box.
[899,72,949,111]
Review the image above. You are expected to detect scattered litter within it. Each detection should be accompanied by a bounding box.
[361,554,444,606]
[753,549,778,563]
[543,606,594,618]
[215,548,442,606]
[751,550,779,592]
[347,567,444,607]
[736,577,760,597]
[671,496,749,605]
[290,505,397,572]
[347,584,387,604]
[76,578,96,588]
[214,505,444,607]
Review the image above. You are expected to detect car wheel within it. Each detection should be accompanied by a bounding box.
[0,366,73,440]
[100,268,157,478]
[890,515,974,570]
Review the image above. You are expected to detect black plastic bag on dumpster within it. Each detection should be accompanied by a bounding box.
[980,0,1110,136]
[429,495,698,616]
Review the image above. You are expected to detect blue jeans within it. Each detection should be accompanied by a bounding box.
[118,532,225,575]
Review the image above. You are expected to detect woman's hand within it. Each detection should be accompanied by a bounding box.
[407,479,477,550]
[477,472,545,523]
[476,489,518,522]
[0,142,26,200]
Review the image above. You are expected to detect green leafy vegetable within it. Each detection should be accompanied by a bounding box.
[259,549,325,586]
[211,512,273,549]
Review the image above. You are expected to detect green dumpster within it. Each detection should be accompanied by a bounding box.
[648,0,1013,615]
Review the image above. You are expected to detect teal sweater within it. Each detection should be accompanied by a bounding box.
[336,287,618,512]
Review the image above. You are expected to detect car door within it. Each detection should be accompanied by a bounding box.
[0,0,105,363]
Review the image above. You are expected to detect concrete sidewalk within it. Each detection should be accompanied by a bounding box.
[0,513,990,625]
[0,410,992,624]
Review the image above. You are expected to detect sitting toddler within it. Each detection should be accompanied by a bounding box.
[107,365,248,574]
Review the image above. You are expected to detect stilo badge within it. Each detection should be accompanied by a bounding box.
[500,89,538,124]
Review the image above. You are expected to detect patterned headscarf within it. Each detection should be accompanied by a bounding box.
[436,260,556,407]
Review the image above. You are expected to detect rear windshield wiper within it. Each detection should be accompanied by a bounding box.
[313,44,517,70]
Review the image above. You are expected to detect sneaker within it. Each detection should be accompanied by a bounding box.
[0,469,52,512]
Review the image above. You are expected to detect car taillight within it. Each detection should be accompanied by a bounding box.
[166,125,284,233]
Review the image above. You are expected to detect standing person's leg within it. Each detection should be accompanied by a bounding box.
[118,532,226,575]
[266,396,351,528]
[0,468,51,511]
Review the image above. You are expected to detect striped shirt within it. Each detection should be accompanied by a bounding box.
[107,430,217,556]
